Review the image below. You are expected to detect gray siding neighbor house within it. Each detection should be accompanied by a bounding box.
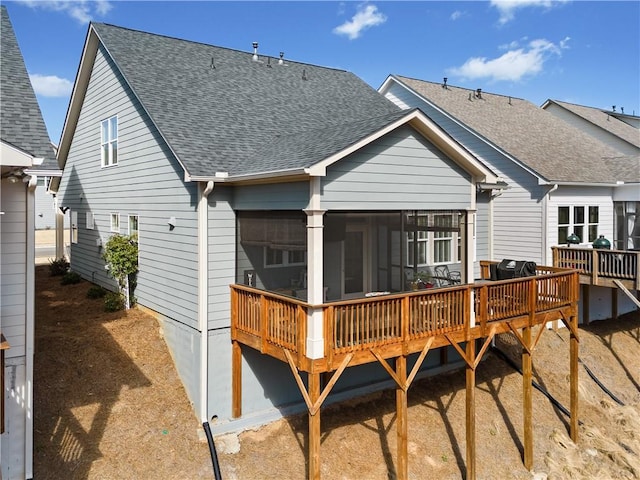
[0,6,58,479]
[52,23,500,433]
[379,75,640,323]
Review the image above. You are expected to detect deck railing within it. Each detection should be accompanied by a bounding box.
[231,266,577,367]
[552,246,640,288]
[324,286,470,356]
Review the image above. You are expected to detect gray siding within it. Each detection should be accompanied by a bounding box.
[208,186,236,330]
[385,84,545,264]
[321,126,472,211]
[475,191,490,278]
[57,45,200,328]
[232,182,309,210]
[34,182,56,230]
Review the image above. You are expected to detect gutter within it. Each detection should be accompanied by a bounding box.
[541,184,558,264]
[199,180,215,423]
[538,179,621,187]
[185,167,310,184]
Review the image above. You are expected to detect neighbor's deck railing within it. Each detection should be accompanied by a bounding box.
[231,266,577,370]
[552,246,640,289]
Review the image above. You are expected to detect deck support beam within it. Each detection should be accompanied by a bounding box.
[465,339,476,480]
[566,311,579,442]
[522,325,533,470]
[396,355,408,480]
[232,340,242,418]
[309,372,321,480]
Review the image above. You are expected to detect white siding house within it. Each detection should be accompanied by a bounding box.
[1,6,58,479]
[379,76,640,322]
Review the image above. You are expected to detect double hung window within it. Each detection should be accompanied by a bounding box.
[101,116,118,167]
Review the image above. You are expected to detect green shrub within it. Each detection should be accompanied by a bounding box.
[61,271,82,285]
[49,258,70,276]
[104,292,125,312]
[86,285,107,299]
[103,234,138,309]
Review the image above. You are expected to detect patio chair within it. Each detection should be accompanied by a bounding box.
[433,265,461,287]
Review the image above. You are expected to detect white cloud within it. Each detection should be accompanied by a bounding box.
[333,4,387,40]
[490,0,567,25]
[30,74,73,97]
[447,38,564,82]
[16,0,112,24]
[450,10,465,21]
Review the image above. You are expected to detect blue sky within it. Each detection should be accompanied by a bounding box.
[3,1,639,145]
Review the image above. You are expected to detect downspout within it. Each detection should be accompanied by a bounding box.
[542,184,558,265]
[25,175,37,479]
[199,180,214,423]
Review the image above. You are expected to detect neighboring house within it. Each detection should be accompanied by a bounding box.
[51,23,501,433]
[34,143,64,231]
[542,99,640,251]
[541,99,640,158]
[378,76,640,322]
[0,6,58,479]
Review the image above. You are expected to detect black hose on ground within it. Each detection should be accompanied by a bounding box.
[490,345,584,426]
[580,361,625,406]
[203,421,223,480]
[551,330,625,406]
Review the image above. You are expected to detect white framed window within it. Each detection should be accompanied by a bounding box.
[128,214,139,235]
[406,212,459,266]
[407,215,428,266]
[86,212,94,230]
[558,205,599,244]
[110,213,120,233]
[71,211,78,244]
[264,247,306,268]
[101,115,118,167]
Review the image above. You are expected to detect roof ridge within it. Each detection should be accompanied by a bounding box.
[395,75,529,103]
[91,22,349,74]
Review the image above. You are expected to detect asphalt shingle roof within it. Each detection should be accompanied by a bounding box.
[546,100,640,149]
[394,76,639,184]
[1,6,57,170]
[92,23,401,178]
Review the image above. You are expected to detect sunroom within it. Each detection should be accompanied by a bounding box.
[236,209,468,302]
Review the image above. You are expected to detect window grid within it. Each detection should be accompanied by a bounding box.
[101,116,118,167]
[406,213,458,267]
[558,205,599,244]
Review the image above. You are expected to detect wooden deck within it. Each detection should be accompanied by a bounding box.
[552,246,640,290]
[230,264,580,480]
[552,246,640,323]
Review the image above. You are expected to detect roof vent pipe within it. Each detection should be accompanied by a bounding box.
[476,88,482,99]
[442,77,448,89]
[612,105,616,112]
[279,52,284,65]
[621,107,624,114]
[252,42,259,61]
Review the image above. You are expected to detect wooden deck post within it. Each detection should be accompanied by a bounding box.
[465,339,476,480]
[582,284,590,325]
[309,372,321,480]
[569,314,579,442]
[522,326,533,470]
[232,340,242,418]
[396,355,408,480]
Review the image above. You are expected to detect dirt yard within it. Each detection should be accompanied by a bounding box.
[34,265,639,479]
